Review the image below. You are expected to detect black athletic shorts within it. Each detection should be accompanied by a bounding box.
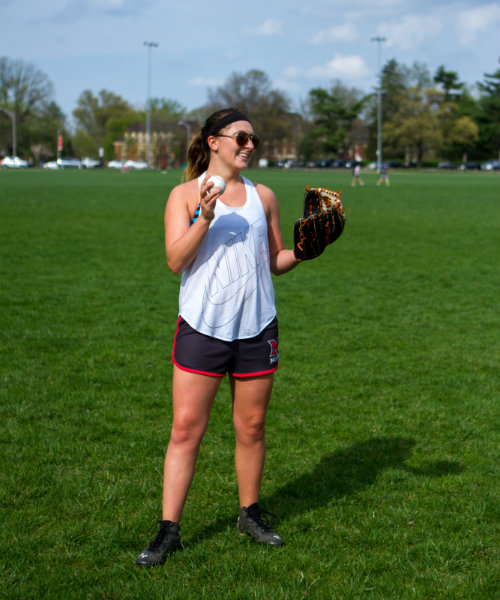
[172,317,279,378]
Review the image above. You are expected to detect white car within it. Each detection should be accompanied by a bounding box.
[481,159,500,171]
[124,160,149,170]
[81,157,101,169]
[57,158,82,169]
[1,156,30,168]
[42,161,59,169]
[107,160,125,169]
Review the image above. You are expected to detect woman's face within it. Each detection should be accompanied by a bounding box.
[211,120,258,169]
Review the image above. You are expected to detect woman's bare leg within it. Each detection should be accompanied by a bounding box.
[162,366,222,522]
[231,374,274,507]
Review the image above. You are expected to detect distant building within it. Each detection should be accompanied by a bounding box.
[113,123,179,168]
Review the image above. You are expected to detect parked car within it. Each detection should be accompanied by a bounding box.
[81,157,102,169]
[481,159,500,171]
[57,157,82,169]
[319,159,335,168]
[438,161,458,170]
[124,160,149,170]
[331,159,347,168]
[107,160,124,169]
[276,158,295,168]
[344,160,362,169]
[459,161,481,171]
[1,156,30,168]
[42,161,59,169]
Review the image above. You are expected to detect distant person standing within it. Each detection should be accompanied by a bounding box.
[351,163,364,186]
[376,164,390,187]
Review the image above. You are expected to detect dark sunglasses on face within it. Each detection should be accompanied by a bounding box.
[216,131,260,149]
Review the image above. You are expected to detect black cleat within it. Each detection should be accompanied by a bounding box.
[237,503,284,546]
[136,520,182,567]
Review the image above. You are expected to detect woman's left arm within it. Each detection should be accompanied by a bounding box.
[258,184,299,276]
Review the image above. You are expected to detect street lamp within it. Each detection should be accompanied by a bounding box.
[0,106,17,158]
[144,41,158,167]
[178,120,192,160]
[371,36,386,172]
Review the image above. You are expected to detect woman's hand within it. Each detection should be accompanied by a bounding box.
[164,177,222,275]
[199,177,221,223]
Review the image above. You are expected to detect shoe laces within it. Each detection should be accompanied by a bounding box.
[147,520,175,551]
[246,503,277,532]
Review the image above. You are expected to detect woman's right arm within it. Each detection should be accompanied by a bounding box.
[164,178,219,275]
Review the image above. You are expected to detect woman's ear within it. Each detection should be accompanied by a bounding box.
[206,135,219,152]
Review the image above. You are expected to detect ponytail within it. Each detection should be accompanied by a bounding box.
[183,134,209,181]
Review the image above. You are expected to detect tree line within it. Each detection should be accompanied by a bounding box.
[0,56,498,167]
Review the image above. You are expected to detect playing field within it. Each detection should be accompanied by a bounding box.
[1,167,499,598]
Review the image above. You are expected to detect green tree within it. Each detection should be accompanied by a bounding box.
[366,59,408,159]
[148,98,185,123]
[476,68,500,160]
[383,86,442,167]
[436,89,479,162]
[0,57,61,158]
[308,82,367,158]
[448,116,479,161]
[434,65,464,101]
[72,89,132,158]
[380,60,411,121]
[27,101,68,165]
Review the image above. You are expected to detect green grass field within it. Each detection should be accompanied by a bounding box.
[1,167,499,599]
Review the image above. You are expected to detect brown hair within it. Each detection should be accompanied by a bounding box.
[183,108,250,181]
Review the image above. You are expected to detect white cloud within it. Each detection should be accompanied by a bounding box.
[254,18,284,37]
[455,3,499,46]
[310,23,358,44]
[310,54,370,80]
[378,13,443,51]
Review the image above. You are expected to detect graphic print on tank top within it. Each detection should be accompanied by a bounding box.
[201,211,268,330]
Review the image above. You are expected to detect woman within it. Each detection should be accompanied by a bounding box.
[136,108,298,567]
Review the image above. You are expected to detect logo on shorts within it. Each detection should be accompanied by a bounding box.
[268,339,279,365]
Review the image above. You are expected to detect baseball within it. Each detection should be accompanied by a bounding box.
[207,175,226,195]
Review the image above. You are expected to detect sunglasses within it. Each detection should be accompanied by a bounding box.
[216,131,260,149]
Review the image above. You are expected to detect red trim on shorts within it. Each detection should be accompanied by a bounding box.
[172,317,225,378]
[232,365,278,378]
[172,357,226,378]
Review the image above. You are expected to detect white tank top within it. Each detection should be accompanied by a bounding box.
[178,174,276,341]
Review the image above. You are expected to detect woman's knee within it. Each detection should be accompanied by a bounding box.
[234,416,266,444]
[170,414,207,447]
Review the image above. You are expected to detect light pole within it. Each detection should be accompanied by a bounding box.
[371,36,386,172]
[0,107,17,158]
[144,41,158,167]
[178,120,192,161]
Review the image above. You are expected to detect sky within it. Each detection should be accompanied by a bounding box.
[1,0,499,124]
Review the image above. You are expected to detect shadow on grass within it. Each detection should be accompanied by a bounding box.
[265,436,464,512]
[188,436,464,544]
